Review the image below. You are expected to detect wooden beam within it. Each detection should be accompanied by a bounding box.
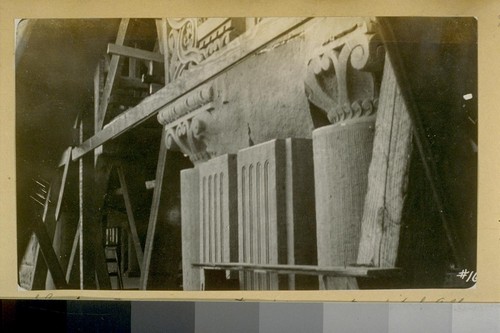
[119,76,148,90]
[94,61,101,135]
[193,262,401,278]
[32,219,68,289]
[72,18,310,161]
[66,218,81,283]
[55,147,72,221]
[356,55,413,268]
[140,130,168,290]
[117,166,144,268]
[96,18,130,131]
[107,43,164,63]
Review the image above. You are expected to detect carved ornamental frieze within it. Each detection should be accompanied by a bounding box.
[304,19,386,125]
[167,18,245,79]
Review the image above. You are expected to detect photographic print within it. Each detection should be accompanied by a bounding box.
[15,17,477,292]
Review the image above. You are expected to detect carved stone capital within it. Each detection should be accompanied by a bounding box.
[304,19,385,126]
[164,111,214,164]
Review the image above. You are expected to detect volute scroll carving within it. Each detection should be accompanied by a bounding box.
[304,20,386,126]
[164,111,215,164]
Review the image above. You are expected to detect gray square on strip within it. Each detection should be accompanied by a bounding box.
[323,302,389,333]
[388,303,452,333]
[452,303,500,333]
[131,301,195,333]
[195,301,259,333]
[260,302,323,333]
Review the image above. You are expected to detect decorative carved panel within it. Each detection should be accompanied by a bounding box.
[167,18,246,79]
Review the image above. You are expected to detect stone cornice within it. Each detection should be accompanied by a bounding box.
[157,84,214,126]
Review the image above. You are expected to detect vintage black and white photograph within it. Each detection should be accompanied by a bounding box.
[16,17,477,291]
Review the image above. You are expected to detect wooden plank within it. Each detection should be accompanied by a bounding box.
[72,18,310,161]
[377,18,468,268]
[55,147,72,221]
[356,55,413,268]
[117,166,144,268]
[193,262,401,278]
[139,130,168,290]
[107,43,164,63]
[96,18,130,130]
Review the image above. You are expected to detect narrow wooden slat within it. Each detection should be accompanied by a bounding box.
[140,130,168,290]
[193,262,401,278]
[96,18,130,130]
[94,61,101,134]
[78,117,84,289]
[72,18,310,161]
[107,43,164,63]
[117,166,144,268]
[55,147,72,221]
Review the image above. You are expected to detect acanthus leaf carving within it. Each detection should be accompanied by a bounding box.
[304,19,385,126]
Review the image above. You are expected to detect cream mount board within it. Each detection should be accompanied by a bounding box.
[0,0,499,303]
